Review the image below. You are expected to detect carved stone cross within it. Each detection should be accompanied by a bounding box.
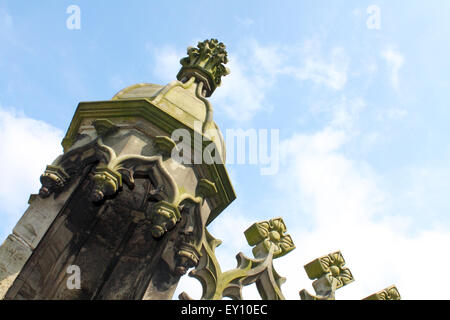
[244,217,295,259]
[300,251,354,300]
[180,217,296,300]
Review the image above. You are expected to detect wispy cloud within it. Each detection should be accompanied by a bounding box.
[271,97,450,299]
[149,39,350,123]
[0,107,63,236]
[381,48,404,89]
[0,6,16,46]
[211,53,273,122]
[293,40,350,90]
[148,44,184,83]
[235,16,254,27]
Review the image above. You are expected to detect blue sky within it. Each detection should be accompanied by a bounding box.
[1,1,450,299]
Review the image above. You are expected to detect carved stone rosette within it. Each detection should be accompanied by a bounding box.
[363,285,401,300]
[300,251,354,300]
[180,217,295,300]
[244,217,295,259]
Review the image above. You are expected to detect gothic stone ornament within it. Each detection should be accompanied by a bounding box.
[37,142,101,199]
[363,285,401,300]
[89,138,179,204]
[177,39,230,97]
[90,166,122,202]
[300,251,354,300]
[165,179,218,276]
[37,119,120,200]
[180,217,295,300]
[37,125,184,240]
[39,165,70,198]
[92,118,120,137]
[172,202,203,276]
[154,136,178,157]
[244,217,295,259]
[195,179,218,199]
[148,201,181,238]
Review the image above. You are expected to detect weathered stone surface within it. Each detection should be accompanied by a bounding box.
[0,176,82,299]
[300,251,354,300]
[0,235,32,299]
[1,39,235,300]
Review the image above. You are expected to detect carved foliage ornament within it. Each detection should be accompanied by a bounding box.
[300,251,354,300]
[244,217,295,259]
[180,217,295,300]
[177,39,230,97]
[38,119,217,241]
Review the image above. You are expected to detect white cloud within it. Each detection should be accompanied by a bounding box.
[149,45,184,83]
[271,103,450,300]
[211,53,271,122]
[0,107,63,234]
[173,92,450,300]
[381,48,404,89]
[235,17,254,27]
[351,8,363,18]
[376,107,408,121]
[0,7,13,30]
[149,39,350,122]
[214,40,350,121]
[293,40,349,90]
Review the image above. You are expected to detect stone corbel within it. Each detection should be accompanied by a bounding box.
[159,179,218,277]
[38,142,103,199]
[147,201,181,238]
[90,166,123,202]
[172,201,204,276]
[37,119,121,199]
[89,137,178,203]
[39,165,71,198]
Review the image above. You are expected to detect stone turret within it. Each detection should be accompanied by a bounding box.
[0,39,235,300]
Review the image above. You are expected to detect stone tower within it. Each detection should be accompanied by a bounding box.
[0,39,235,300]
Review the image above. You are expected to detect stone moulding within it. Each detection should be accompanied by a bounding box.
[154,135,178,157]
[61,100,236,224]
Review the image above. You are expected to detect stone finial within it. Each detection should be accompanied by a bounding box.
[177,39,230,97]
[363,285,401,300]
[300,251,354,300]
[244,217,295,259]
